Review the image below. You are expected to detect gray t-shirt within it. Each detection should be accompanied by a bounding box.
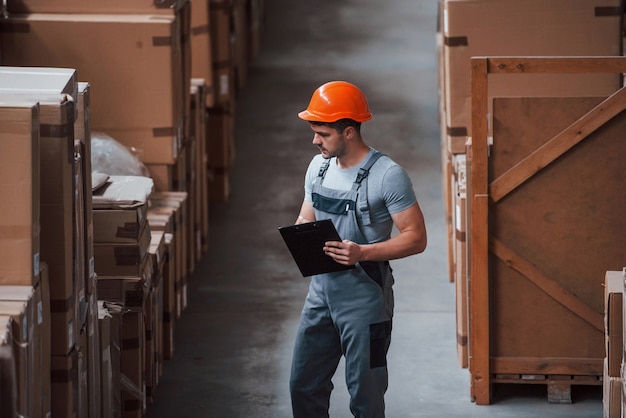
[304,148,417,243]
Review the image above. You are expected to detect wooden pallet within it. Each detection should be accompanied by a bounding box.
[491,374,601,404]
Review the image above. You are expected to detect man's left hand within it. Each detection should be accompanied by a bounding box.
[323,240,361,266]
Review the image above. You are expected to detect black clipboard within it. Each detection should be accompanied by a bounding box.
[278,219,355,277]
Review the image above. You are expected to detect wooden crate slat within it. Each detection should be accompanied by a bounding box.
[486,56,626,75]
[492,356,603,376]
[468,56,491,405]
[489,86,626,203]
[489,236,604,331]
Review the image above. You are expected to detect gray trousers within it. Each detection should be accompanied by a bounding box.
[290,265,393,418]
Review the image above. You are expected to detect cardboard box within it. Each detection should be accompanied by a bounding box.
[0,102,41,286]
[605,358,622,418]
[1,13,190,164]
[75,327,89,418]
[174,140,190,193]
[162,233,176,359]
[441,0,623,154]
[42,261,75,357]
[207,101,235,169]
[156,190,194,277]
[74,140,89,332]
[93,223,152,278]
[6,89,75,344]
[190,0,215,107]
[605,271,623,378]
[76,83,96,290]
[0,284,49,418]
[190,79,210,257]
[144,287,159,401]
[144,224,175,361]
[143,282,162,404]
[148,230,166,382]
[96,271,150,416]
[93,205,149,244]
[0,297,35,418]
[146,164,175,192]
[6,0,187,14]
[84,290,101,418]
[149,193,188,308]
[181,113,198,268]
[96,266,152,311]
[97,302,114,418]
[210,0,236,106]
[121,310,146,417]
[247,0,263,61]
[232,0,249,91]
[453,154,468,368]
[148,203,183,285]
[51,350,79,418]
[0,69,80,356]
[0,316,17,418]
[37,272,52,418]
[106,304,124,418]
[0,66,78,111]
[92,176,154,210]
[207,104,234,201]
[145,137,188,192]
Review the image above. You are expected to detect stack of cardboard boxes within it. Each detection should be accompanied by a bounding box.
[603,270,623,417]
[0,67,88,418]
[0,315,17,418]
[93,175,155,417]
[437,0,624,370]
[0,0,264,416]
[0,99,41,418]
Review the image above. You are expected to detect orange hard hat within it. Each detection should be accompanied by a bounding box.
[298,81,373,123]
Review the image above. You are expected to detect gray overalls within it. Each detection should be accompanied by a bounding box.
[290,151,395,418]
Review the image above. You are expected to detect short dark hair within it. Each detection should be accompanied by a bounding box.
[311,118,361,134]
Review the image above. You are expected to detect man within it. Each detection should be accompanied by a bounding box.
[290,80,427,418]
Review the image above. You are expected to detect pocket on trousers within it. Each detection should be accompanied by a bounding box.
[360,261,388,289]
[369,320,392,369]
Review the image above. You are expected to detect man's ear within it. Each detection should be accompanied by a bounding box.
[343,126,355,139]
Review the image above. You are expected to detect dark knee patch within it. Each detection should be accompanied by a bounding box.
[369,320,392,368]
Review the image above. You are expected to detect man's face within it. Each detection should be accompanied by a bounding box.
[309,123,346,159]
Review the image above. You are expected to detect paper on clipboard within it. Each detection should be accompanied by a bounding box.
[278,219,355,277]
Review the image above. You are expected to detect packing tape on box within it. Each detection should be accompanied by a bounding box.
[444,36,468,47]
[209,0,232,11]
[192,25,210,36]
[212,59,232,70]
[595,6,621,16]
[0,22,29,33]
[152,36,173,47]
[40,122,72,139]
[152,127,175,137]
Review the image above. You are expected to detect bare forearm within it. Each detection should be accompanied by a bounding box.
[360,230,427,262]
[295,201,315,224]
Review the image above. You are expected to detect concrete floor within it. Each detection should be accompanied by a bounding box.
[144,0,604,417]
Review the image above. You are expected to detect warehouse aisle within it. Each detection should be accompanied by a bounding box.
[144,1,603,417]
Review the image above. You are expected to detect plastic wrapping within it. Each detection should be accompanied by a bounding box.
[91,132,150,177]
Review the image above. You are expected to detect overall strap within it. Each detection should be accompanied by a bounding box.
[352,151,385,225]
[317,159,331,182]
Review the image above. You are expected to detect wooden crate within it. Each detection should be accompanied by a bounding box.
[468,56,626,405]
